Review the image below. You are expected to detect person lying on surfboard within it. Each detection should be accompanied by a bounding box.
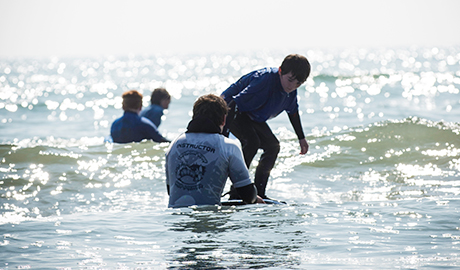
[221,54,311,200]
[165,94,264,208]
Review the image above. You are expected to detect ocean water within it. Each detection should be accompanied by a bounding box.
[1,47,459,269]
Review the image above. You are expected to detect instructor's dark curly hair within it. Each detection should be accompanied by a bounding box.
[192,94,228,127]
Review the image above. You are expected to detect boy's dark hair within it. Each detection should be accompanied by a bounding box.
[193,94,228,127]
[280,54,311,83]
[122,90,142,112]
[150,88,171,105]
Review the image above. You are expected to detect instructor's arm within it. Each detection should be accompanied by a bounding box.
[236,184,265,204]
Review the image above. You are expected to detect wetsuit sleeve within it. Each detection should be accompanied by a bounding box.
[228,139,257,203]
[288,111,305,140]
[140,106,163,127]
[221,71,255,104]
[236,183,257,204]
[232,74,270,113]
[222,70,270,113]
[141,117,170,143]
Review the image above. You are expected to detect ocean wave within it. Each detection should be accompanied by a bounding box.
[307,117,459,168]
[275,117,460,185]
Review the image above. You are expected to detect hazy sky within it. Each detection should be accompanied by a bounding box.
[1,0,459,58]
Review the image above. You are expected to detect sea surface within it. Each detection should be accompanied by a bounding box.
[1,47,459,269]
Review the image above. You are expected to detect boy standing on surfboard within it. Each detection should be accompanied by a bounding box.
[221,54,311,200]
[165,94,264,208]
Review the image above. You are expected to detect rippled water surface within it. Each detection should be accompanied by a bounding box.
[1,47,460,269]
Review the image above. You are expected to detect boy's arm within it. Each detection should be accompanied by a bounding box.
[299,138,309,155]
[222,70,270,112]
[288,111,309,155]
[142,117,170,143]
[221,71,255,103]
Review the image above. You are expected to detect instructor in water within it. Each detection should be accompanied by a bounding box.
[221,54,311,200]
[165,94,264,208]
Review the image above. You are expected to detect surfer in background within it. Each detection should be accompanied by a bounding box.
[165,94,264,208]
[110,90,170,143]
[140,87,171,128]
[221,54,311,200]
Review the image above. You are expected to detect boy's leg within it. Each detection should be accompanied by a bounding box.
[252,122,280,197]
[227,113,260,199]
[229,115,280,198]
[229,113,260,168]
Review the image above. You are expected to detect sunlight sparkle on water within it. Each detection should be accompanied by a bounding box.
[422,147,459,157]
[0,47,459,268]
[77,158,108,172]
[396,163,444,177]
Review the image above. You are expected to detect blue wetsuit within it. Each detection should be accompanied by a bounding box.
[222,67,299,122]
[221,67,305,198]
[110,111,169,143]
[140,104,164,127]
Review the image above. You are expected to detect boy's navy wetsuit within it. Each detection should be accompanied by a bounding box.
[111,111,169,143]
[221,67,305,198]
[140,104,164,127]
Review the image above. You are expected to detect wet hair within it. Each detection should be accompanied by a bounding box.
[122,90,142,112]
[150,88,171,105]
[192,94,228,127]
[280,54,311,83]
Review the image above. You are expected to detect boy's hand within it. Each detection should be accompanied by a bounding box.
[299,138,309,155]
